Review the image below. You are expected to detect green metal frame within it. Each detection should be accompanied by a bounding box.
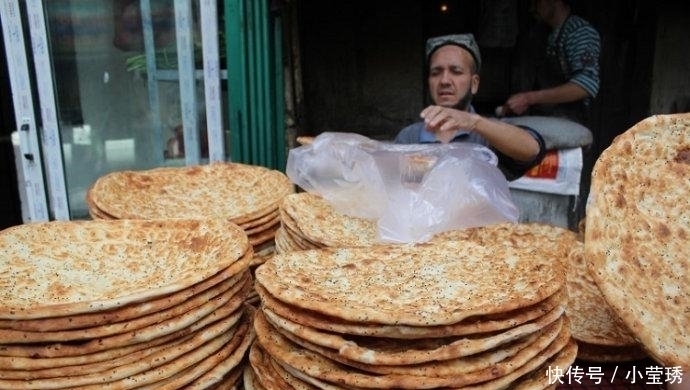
[225,0,286,171]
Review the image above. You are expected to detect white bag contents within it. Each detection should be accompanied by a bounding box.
[286,132,518,243]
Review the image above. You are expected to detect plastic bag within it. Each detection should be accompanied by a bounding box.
[286,132,519,243]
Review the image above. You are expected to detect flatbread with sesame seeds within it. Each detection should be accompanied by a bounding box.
[255,283,566,339]
[0,270,249,344]
[0,306,250,389]
[0,255,250,332]
[260,303,565,365]
[261,307,567,376]
[280,192,379,247]
[255,237,566,326]
[88,162,294,224]
[0,218,249,320]
[0,302,245,380]
[585,113,690,368]
[253,309,573,389]
[566,241,638,347]
[430,222,579,257]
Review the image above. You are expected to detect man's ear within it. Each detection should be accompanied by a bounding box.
[471,74,480,95]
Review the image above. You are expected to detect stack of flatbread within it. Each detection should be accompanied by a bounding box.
[565,242,647,362]
[433,223,643,363]
[86,162,295,267]
[584,113,690,370]
[0,218,254,389]
[248,222,579,389]
[275,192,379,253]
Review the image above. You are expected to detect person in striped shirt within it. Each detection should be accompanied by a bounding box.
[502,0,601,125]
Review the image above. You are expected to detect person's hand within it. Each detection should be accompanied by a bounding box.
[504,92,532,116]
[420,105,479,133]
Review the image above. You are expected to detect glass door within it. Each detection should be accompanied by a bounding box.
[2,0,228,220]
[2,0,286,222]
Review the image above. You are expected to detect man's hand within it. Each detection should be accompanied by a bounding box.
[504,92,532,115]
[420,105,480,133]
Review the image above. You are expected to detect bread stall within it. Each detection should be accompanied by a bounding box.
[246,113,689,389]
[1,114,687,389]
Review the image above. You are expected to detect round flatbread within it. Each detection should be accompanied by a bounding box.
[566,242,638,347]
[584,113,690,368]
[0,270,250,344]
[254,309,573,389]
[255,283,566,339]
[0,257,250,332]
[261,304,565,365]
[280,192,379,247]
[0,219,249,319]
[255,238,567,326]
[262,308,567,377]
[88,162,294,224]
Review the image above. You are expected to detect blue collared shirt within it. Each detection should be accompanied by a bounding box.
[394,113,545,181]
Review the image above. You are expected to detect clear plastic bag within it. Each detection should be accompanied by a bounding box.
[286,132,519,243]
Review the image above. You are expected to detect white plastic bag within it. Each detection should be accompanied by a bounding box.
[508,147,583,195]
[286,132,519,243]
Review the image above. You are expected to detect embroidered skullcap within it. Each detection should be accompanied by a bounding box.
[426,33,481,72]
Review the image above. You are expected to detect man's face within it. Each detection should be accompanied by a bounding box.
[427,45,479,110]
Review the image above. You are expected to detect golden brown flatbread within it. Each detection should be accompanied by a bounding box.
[0,310,250,389]
[263,308,567,377]
[0,218,249,319]
[566,242,638,347]
[280,192,380,247]
[0,282,247,358]
[255,239,566,326]
[585,113,690,368]
[254,309,573,389]
[0,306,244,381]
[0,256,250,332]
[0,271,250,344]
[136,314,254,390]
[260,305,565,365]
[430,222,579,258]
[503,339,578,390]
[88,162,294,224]
[255,283,566,339]
[249,342,295,390]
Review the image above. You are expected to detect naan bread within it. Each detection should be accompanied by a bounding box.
[280,192,379,247]
[256,239,566,326]
[0,286,245,358]
[136,312,254,390]
[0,259,249,332]
[254,309,573,389]
[260,305,565,365]
[430,222,579,257]
[88,162,294,224]
[256,283,566,339]
[0,310,250,389]
[262,308,566,377]
[566,242,638,347]
[249,342,297,390]
[585,113,690,368]
[0,271,249,345]
[0,219,249,319]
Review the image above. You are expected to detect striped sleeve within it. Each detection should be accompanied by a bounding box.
[562,17,601,98]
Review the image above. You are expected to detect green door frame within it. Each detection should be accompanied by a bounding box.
[225,0,286,171]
